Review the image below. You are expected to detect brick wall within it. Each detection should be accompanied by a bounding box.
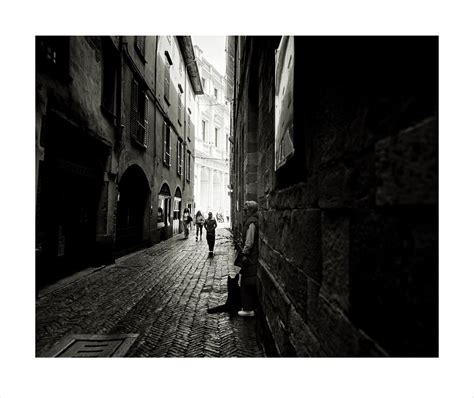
[231,36,438,356]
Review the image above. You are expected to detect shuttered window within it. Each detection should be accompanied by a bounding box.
[187,113,191,137]
[186,151,191,182]
[101,43,118,117]
[164,62,171,105]
[178,94,182,125]
[163,123,171,166]
[177,140,183,176]
[130,79,148,148]
[130,80,139,141]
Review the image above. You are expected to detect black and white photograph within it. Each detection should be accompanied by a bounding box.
[1,1,474,397]
[34,34,439,358]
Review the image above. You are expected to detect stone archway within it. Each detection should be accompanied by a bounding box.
[116,164,150,252]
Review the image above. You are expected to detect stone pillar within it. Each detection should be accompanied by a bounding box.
[195,163,200,213]
[209,167,214,213]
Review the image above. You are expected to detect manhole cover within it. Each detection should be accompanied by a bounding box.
[40,334,139,358]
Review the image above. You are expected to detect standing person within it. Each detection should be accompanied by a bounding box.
[204,212,218,257]
[183,208,193,239]
[195,210,205,242]
[238,201,259,317]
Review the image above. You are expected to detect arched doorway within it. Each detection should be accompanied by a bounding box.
[157,183,172,240]
[116,165,150,252]
[173,187,182,235]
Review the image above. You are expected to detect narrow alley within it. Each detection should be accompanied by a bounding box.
[36,226,264,357]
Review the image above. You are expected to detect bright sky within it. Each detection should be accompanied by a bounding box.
[192,36,226,76]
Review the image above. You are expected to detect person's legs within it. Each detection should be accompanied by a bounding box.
[206,233,212,255]
[209,234,215,252]
[239,276,257,316]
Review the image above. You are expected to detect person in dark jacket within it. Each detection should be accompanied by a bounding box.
[238,200,259,317]
[204,212,218,257]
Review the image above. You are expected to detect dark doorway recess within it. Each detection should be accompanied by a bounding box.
[36,112,109,289]
[115,165,150,255]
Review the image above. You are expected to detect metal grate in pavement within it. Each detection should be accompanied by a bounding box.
[39,334,138,357]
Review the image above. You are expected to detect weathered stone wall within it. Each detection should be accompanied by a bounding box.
[231,36,438,356]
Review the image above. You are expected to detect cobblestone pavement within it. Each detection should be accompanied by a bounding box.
[36,226,264,357]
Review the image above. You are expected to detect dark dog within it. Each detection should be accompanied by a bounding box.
[207,275,241,314]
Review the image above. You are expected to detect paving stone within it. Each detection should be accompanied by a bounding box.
[36,227,264,358]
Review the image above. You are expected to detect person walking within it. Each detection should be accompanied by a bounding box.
[237,201,259,317]
[183,208,193,239]
[204,212,218,257]
[195,210,205,242]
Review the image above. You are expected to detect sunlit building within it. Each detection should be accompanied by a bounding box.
[35,36,203,288]
[193,45,231,220]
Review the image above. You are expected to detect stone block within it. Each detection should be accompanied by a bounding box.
[319,153,375,209]
[280,209,322,282]
[375,117,438,206]
[287,306,321,356]
[245,182,258,195]
[307,295,386,356]
[280,264,308,319]
[348,208,438,356]
[321,211,350,312]
[267,182,306,210]
[258,262,291,326]
[244,152,259,168]
[258,238,286,287]
[319,163,347,208]
[246,171,258,183]
[317,114,345,165]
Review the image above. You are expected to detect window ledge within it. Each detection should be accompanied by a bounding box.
[132,138,147,150]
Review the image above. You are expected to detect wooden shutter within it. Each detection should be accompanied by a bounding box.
[163,122,168,163]
[130,80,139,140]
[180,142,183,174]
[143,94,149,146]
[164,65,170,101]
[177,142,180,174]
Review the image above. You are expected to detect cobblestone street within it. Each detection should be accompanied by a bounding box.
[36,226,264,357]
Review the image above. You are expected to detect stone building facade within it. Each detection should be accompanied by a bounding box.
[193,45,231,220]
[228,36,438,356]
[36,36,202,288]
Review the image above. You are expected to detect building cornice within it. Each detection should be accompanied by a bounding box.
[177,37,204,95]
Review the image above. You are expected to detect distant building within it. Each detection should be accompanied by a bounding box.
[228,36,438,357]
[193,45,231,220]
[35,36,202,288]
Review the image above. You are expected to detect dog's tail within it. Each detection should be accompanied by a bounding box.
[207,305,227,314]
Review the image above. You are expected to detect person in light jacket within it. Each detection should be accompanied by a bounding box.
[195,210,205,242]
[238,200,259,317]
